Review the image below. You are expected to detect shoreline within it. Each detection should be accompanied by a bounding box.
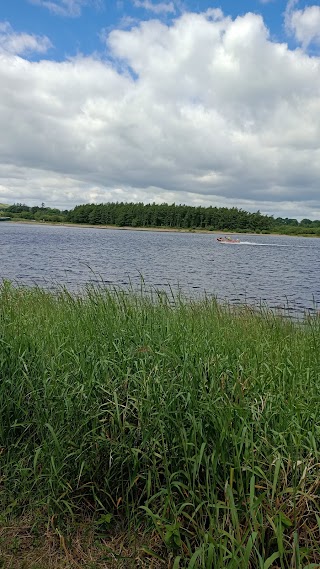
[5,218,262,234]
[5,218,319,237]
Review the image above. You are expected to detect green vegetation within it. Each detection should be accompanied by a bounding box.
[271,217,320,236]
[1,201,320,235]
[0,203,68,223]
[67,202,273,232]
[0,282,319,567]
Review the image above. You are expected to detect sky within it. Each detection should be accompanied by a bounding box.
[0,1,320,218]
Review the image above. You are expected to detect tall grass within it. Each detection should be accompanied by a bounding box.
[0,281,319,567]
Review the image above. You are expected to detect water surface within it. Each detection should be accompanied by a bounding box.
[1,223,319,315]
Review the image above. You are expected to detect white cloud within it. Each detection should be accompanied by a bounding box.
[204,8,224,21]
[133,0,176,15]
[285,1,320,48]
[29,0,102,17]
[0,14,320,218]
[0,21,52,55]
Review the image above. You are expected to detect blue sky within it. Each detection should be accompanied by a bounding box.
[0,0,320,218]
[0,1,298,61]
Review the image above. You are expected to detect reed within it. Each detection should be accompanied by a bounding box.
[0,281,319,568]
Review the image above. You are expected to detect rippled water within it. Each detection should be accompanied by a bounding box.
[1,222,319,315]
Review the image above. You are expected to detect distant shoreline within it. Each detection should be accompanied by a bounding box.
[4,218,319,237]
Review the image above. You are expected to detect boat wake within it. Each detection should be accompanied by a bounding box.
[239,241,287,246]
[238,242,310,248]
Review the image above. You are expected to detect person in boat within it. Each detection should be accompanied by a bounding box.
[217,236,239,242]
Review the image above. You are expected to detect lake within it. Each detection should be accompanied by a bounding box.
[1,222,319,316]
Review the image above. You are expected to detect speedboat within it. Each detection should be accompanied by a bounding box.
[217,237,240,243]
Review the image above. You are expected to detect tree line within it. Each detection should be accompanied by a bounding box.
[67,202,273,231]
[0,203,68,222]
[1,202,320,234]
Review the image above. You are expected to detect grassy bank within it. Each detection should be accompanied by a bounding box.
[0,283,319,568]
[5,218,320,238]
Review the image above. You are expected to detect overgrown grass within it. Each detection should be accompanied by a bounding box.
[0,281,319,568]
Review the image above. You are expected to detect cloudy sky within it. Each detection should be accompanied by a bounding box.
[0,0,320,218]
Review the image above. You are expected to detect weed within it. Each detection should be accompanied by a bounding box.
[0,282,319,567]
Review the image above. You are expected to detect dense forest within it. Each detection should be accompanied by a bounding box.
[67,202,273,231]
[1,201,320,235]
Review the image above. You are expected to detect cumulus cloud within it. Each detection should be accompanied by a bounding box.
[133,1,176,15]
[285,0,320,48]
[29,0,102,18]
[0,13,320,218]
[0,21,52,55]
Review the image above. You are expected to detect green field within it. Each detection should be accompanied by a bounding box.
[0,283,319,568]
